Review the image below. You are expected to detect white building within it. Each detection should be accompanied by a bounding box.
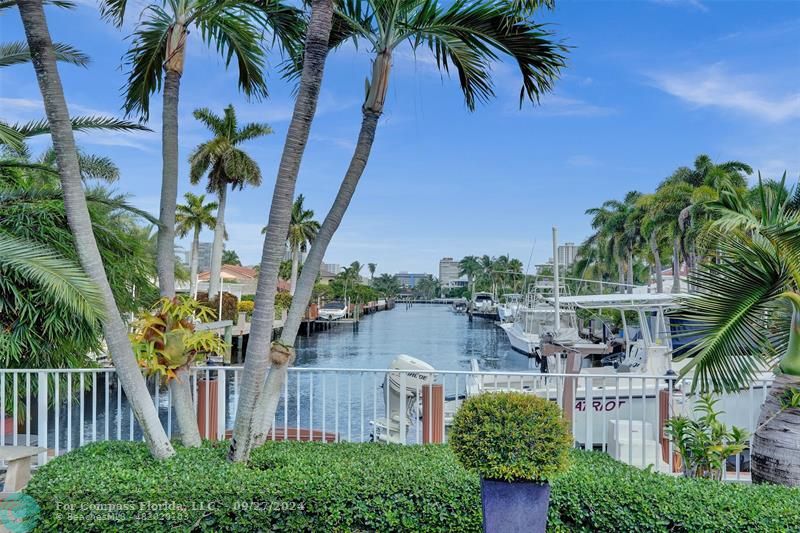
[438,257,460,285]
[557,242,579,268]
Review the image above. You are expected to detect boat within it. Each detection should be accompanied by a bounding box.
[318,300,347,321]
[450,298,468,314]
[496,293,522,322]
[468,292,498,320]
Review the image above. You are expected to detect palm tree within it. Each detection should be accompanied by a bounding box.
[674,177,800,485]
[17,0,174,459]
[459,255,482,298]
[368,262,377,281]
[287,194,320,295]
[102,0,303,300]
[586,193,641,292]
[634,194,665,293]
[189,105,272,299]
[175,192,217,297]
[228,0,335,463]
[245,0,568,450]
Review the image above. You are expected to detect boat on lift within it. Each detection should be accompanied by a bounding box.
[468,292,498,320]
[497,293,522,322]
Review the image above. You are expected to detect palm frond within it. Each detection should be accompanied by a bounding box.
[99,0,129,27]
[192,108,227,137]
[222,148,261,189]
[0,233,105,324]
[77,153,120,182]
[0,41,90,68]
[233,122,273,143]
[195,2,270,100]
[0,122,24,151]
[122,5,171,119]
[673,233,791,392]
[15,115,150,138]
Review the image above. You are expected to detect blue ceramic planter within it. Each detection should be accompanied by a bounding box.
[480,478,550,533]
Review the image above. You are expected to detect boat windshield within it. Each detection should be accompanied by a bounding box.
[322,302,345,310]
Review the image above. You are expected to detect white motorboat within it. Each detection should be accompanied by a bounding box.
[450,298,468,314]
[318,300,347,320]
[469,292,497,319]
[497,293,522,322]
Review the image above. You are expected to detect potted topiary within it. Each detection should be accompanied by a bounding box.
[449,391,572,533]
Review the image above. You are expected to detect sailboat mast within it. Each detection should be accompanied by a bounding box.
[553,226,560,334]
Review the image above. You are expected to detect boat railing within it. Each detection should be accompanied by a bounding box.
[0,366,772,481]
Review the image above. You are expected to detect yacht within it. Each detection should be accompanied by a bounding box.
[469,292,497,320]
[318,300,347,321]
[497,293,522,322]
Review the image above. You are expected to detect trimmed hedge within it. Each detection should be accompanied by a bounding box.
[24,442,800,532]
[450,392,571,481]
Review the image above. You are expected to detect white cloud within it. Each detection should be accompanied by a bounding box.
[648,63,800,122]
[650,0,709,12]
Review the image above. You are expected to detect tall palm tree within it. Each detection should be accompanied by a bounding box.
[175,192,217,297]
[459,255,482,298]
[228,0,335,463]
[16,0,174,459]
[652,181,693,293]
[189,105,272,299]
[367,262,377,281]
[287,194,320,295]
[102,0,303,299]
[635,194,665,293]
[248,0,568,449]
[674,178,800,486]
[586,193,641,292]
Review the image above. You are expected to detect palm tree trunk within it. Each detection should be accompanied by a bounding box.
[189,228,199,297]
[251,109,382,445]
[289,245,299,295]
[671,236,681,294]
[208,183,227,299]
[752,373,800,486]
[650,230,663,293]
[169,367,201,446]
[156,69,181,298]
[18,0,174,459]
[617,259,625,293]
[228,0,334,463]
[626,250,634,294]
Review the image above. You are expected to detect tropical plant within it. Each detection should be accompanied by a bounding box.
[222,249,242,266]
[130,296,227,446]
[367,262,376,281]
[459,255,482,297]
[189,104,272,299]
[244,0,569,454]
[665,394,747,480]
[371,273,400,297]
[16,0,174,458]
[286,194,320,295]
[175,192,217,297]
[103,0,303,299]
[228,0,336,462]
[673,176,800,485]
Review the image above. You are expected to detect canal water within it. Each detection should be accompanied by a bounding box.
[29,304,530,449]
[295,304,530,371]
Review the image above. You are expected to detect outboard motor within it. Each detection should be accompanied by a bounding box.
[371,355,435,443]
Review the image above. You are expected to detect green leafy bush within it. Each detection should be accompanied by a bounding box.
[275,291,292,313]
[237,300,254,314]
[24,443,800,532]
[449,391,572,481]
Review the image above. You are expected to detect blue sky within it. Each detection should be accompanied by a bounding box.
[2,0,799,275]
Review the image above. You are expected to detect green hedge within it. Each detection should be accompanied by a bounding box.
[24,442,800,532]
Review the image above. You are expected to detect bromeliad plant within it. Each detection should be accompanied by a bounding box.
[665,394,747,480]
[130,296,227,379]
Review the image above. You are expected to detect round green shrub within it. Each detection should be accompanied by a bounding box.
[449,392,572,482]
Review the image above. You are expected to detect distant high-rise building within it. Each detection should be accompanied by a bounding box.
[439,257,460,285]
[196,242,213,273]
[321,263,340,275]
[394,272,431,289]
[557,242,579,268]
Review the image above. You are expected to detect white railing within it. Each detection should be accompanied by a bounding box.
[0,367,772,481]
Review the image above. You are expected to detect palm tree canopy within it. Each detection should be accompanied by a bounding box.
[113,0,305,119]
[287,194,320,252]
[189,104,272,193]
[673,178,800,392]
[320,0,567,111]
[175,192,218,238]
